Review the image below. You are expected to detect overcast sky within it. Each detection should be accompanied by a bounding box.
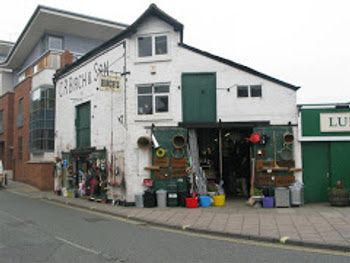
[1,0,349,104]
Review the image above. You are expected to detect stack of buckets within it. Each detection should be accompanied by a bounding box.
[185,194,226,208]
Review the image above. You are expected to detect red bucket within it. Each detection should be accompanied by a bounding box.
[186,197,198,208]
[143,178,153,187]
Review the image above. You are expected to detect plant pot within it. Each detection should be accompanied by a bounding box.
[329,192,350,207]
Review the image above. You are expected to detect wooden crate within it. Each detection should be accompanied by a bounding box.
[275,175,295,187]
[171,168,187,177]
[154,167,170,180]
[154,157,169,168]
[255,174,274,187]
[170,157,187,168]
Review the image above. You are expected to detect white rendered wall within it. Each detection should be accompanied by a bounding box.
[55,43,126,162]
[56,15,300,202]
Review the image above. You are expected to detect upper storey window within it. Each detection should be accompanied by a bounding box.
[48,35,63,51]
[138,36,152,57]
[137,35,168,58]
[237,85,262,98]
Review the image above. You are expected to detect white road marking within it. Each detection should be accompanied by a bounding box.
[55,236,100,255]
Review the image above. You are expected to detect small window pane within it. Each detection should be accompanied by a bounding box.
[154,85,169,93]
[155,36,167,55]
[237,86,248,97]
[250,85,262,97]
[155,96,169,113]
[48,36,63,50]
[138,86,152,94]
[138,37,152,57]
[138,95,153,115]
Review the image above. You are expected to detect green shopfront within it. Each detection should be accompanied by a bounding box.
[300,104,350,203]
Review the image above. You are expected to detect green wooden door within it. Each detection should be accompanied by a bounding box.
[182,73,216,123]
[302,142,331,203]
[76,102,91,148]
[330,142,350,189]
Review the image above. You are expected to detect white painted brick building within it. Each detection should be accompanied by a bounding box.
[55,4,301,203]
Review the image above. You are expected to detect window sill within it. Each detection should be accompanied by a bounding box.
[134,114,173,122]
[134,56,171,64]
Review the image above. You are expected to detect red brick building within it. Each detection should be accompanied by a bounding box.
[0,6,126,190]
[0,92,14,171]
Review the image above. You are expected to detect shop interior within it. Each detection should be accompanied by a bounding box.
[196,128,252,198]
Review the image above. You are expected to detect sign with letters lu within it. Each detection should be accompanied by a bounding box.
[320,112,350,132]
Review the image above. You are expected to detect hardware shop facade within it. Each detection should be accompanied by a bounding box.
[54,4,302,204]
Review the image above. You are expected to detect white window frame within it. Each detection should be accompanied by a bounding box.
[137,83,170,115]
[237,84,262,98]
[136,33,171,62]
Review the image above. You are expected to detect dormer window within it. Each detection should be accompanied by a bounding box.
[137,34,168,58]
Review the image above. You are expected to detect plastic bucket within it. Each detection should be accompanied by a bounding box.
[213,194,225,207]
[262,196,274,208]
[156,190,167,208]
[185,197,198,208]
[135,194,144,208]
[199,196,212,207]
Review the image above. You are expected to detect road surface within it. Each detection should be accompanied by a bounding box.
[0,189,349,262]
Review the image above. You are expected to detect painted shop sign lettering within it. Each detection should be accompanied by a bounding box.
[320,112,350,132]
[58,61,113,97]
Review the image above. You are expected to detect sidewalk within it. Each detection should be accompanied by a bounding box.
[5,180,350,252]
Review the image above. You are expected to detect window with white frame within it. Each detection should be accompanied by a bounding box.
[237,85,262,98]
[137,83,170,115]
[137,35,168,58]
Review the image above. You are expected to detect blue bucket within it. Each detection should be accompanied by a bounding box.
[199,196,212,207]
[263,197,274,208]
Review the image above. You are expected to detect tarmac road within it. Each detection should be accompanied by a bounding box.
[0,190,349,263]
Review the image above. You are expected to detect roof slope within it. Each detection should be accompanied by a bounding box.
[55,3,183,79]
[55,4,299,91]
[179,43,300,90]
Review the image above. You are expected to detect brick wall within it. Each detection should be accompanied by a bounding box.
[13,78,31,183]
[60,50,73,69]
[25,162,54,190]
[0,92,14,170]
[11,77,55,190]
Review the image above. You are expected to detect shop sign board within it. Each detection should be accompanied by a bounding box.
[99,75,122,92]
[320,112,350,132]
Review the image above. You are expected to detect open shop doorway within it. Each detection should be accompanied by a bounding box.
[196,127,252,198]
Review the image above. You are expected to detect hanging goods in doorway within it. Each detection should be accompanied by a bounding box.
[283,132,294,144]
[249,132,261,144]
[279,132,294,161]
[172,135,186,149]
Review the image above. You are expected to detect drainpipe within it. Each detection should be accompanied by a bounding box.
[218,119,223,182]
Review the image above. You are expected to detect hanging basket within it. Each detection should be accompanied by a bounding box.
[172,135,186,149]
